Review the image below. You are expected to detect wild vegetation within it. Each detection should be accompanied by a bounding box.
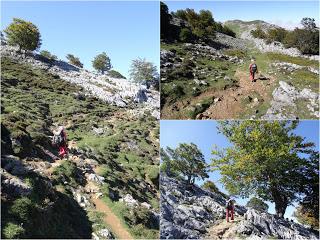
[1,16,159,239]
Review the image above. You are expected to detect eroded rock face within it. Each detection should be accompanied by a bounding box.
[263,81,319,119]
[232,208,319,240]
[161,175,319,240]
[160,175,245,239]
[1,45,159,115]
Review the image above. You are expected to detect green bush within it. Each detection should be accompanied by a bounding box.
[251,26,267,39]
[265,27,287,44]
[3,222,25,239]
[52,161,83,186]
[66,54,83,68]
[9,197,35,222]
[107,70,126,79]
[202,180,229,198]
[246,197,269,212]
[179,28,194,42]
[40,50,57,61]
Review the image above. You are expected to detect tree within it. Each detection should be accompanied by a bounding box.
[301,18,317,31]
[295,151,319,228]
[266,27,287,44]
[66,54,83,68]
[40,50,57,61]
[161,143,208,184]
[129,58,159,89]
[246,197,268,212]
[161,2,172,39]
[92,52,112,74]
[212,120,316,218]
[4,18,41,51]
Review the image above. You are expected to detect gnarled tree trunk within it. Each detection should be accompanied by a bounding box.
[271,187,288,218]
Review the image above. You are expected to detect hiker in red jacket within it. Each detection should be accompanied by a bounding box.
[226,198,235,222]
[53,126,68,158]
[249,59,258,82]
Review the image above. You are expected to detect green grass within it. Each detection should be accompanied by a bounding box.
[265,52,319,68]
[1,57,159,239]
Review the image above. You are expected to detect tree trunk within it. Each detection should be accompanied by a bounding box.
[187,175,191,185]
[271,188,288,218]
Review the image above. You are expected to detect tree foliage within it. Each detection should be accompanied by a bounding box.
[294,205,319,229]
[212,120,317,218]
[161,143,209,184]
[66,54,83,68]
[92,52,112,74]
[129,58,159,89]
[202,180,229,198]
[40,50,57,61]
[4,18,41,51]
[250,18,319,55]
[246,197,268,212]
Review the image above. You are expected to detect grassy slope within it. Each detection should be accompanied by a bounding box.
[161,40,318,119]
[1,57,159,239]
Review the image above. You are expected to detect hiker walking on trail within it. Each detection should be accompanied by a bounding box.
[52,126,68,158]
[226,198,235,222]
[249,59,258,82]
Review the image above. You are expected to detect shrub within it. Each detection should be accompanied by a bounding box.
[246,197,269,212]
[265,27,287,44]
[107,70,126,79]
[202,180,229,199]
[179,28,194,42]
[250,26,267,39]
[52,161,83,186]
[9,197,35,222]
[4,18,41,51]
[40,50,57,61]
[66,54,83,68]
[3,222,25,239]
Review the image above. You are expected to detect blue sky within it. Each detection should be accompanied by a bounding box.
[160,120,319,220]
[165,1,319,29]
[1,1,160,78]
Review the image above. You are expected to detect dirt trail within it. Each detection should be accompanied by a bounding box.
[92,196,133,240]
[205,217,242,239]
[197,70,276,119]
[198,70,276,119]
[46,138,133,240]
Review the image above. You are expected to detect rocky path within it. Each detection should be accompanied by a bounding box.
[200,70,276,119]
[205,217,242,239]
[92,196,133,240]
[45,138,133,239]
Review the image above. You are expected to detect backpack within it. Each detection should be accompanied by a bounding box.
[52,132,64,146]
[251,63,257,73]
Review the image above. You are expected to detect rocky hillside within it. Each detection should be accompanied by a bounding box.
[1,45,159,239]
[161,15,319,120]
[160,175,319,239]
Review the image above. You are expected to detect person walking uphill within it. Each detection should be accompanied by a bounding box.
[249,59,258,82]
[226,198,235,222]
[52,126,68,159]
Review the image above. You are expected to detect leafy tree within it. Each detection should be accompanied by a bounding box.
[161,143,209,184]
[40,50,57,61]
[301,18,317,31]
[295,151,319,228]
[161,2,172,39]
[66,54,83,68]
[4,18,41,51]
[246,197,268,212]
[92,52,112,74]
[212,120,316,218]
[129,58,159,89]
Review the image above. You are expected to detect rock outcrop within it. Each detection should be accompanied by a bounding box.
[161,175,319,239]
[1,44,159,116]
[263,81,319,119]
